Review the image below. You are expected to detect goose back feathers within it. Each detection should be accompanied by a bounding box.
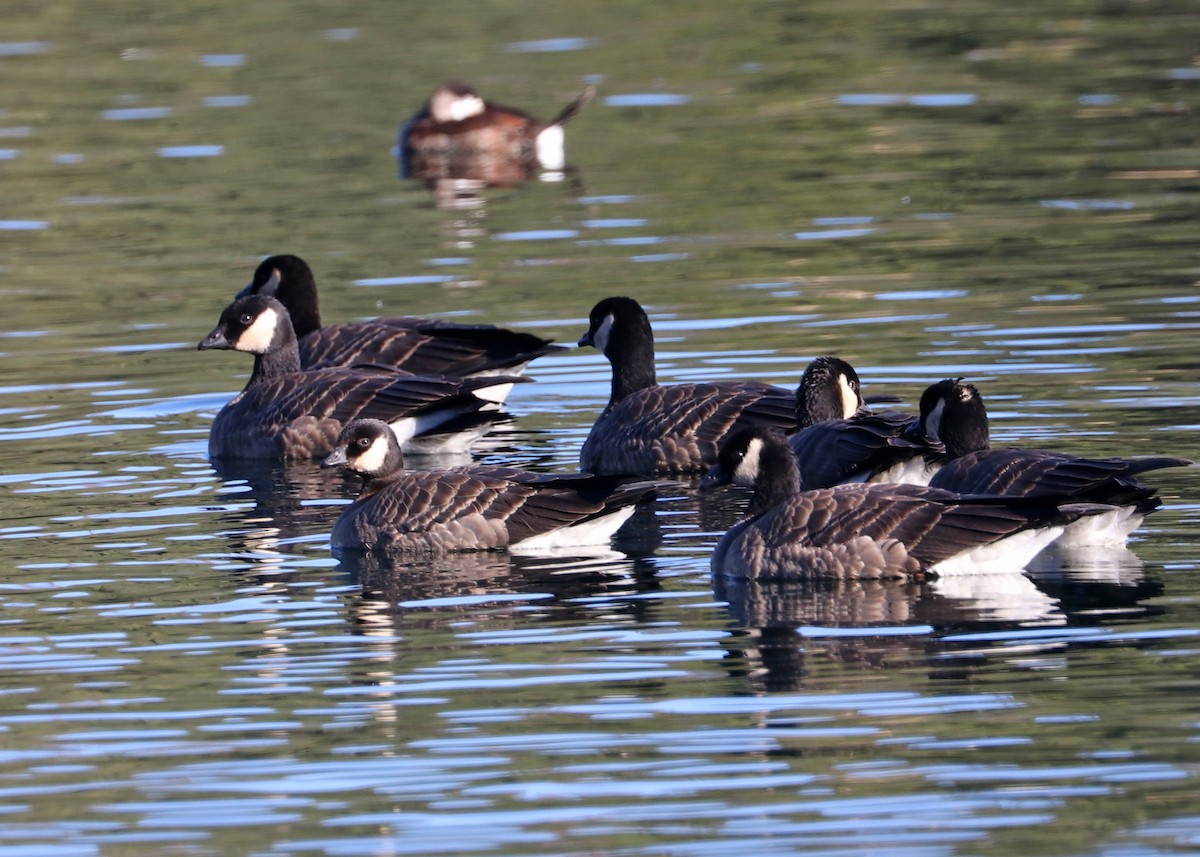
[198,295,521,461]
[322,419,663,553]
[788,356,943,490]
[919,378,1193,545]
[238,255,564,377]
[577,296,797,475]
[702,427,1110,580]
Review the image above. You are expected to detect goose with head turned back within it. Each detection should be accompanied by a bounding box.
[918,378,1193,546]
[788,356,943,490]
[238,254,565,381]
[198,294,524,461]
[321,418,665,554]
[577,296,798,476]
[701,426,1112,579]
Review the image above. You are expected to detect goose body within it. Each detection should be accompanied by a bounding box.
[919,378,1193,546]
[702,427,1110,580]
[322,419,663,553]
[788,356,943,490]
[198,295,520,460]
[578,296,797,475]
[398,80,594,181]
[238,255,564,380]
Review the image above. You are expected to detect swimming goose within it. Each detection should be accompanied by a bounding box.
[788,356,943,490]
[577,296,797,475]
[198,295,522,460]
[398,80,595,180]
[238,254,565,380]
[321,418,664,553]
[918,378,1193,546]
[701,426,1111,579]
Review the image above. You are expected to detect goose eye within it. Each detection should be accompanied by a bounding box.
[356,437,371,448]
[239,313,253,325]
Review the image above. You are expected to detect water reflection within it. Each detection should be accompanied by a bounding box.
[3,1,1199,853]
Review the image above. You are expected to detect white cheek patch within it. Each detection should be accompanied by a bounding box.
[353,434,391,474]
[236,306,280,354]
[592,313,615,354]
[924,399,946,441]
[838,374,860,419]
[733,437,764,488]
[449,95,485,121]
[257,268,282,298]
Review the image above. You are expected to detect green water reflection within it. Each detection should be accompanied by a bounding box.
[1,1,1199,855]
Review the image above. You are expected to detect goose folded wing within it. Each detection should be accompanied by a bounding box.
[790,411,940,490]
[781,484,1070,568]
[300,319,561,376]
[933,449,1167,498]
[629,382,797,444]
[256,371,506,426]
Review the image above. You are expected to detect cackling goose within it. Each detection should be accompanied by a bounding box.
[238,254,565,381]
[918,378,1193,546]
[788,356,943,489]
[322,418,664,553]
[198,294,521,460]
[577,296,797,475]
[701,426,1111,579]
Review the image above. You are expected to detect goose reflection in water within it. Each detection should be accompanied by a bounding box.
[713,540,1160,694]
[336,550,664,629]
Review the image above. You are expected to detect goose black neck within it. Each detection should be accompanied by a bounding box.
[249,324,302,381]
[267,255,322,338]
[607,321,657,403]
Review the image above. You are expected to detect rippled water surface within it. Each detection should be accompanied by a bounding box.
[2,1,1200,854]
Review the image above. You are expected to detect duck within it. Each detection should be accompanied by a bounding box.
[321,418,665,554]
[917,378,1193,546]
[398,80,595,181]
[700,426,1113,579]
[237,254,565,383]
[788,356,943,490]
[576,296,798,475]
[197,294,523,460]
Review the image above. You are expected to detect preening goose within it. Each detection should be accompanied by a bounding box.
[700,426,1111,579]
[321,418,664,554]
[238,254,564,380]
[918,378,1193,546]
[197,295,521,460]
[577,296,797,475]
[788,356,943,489]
